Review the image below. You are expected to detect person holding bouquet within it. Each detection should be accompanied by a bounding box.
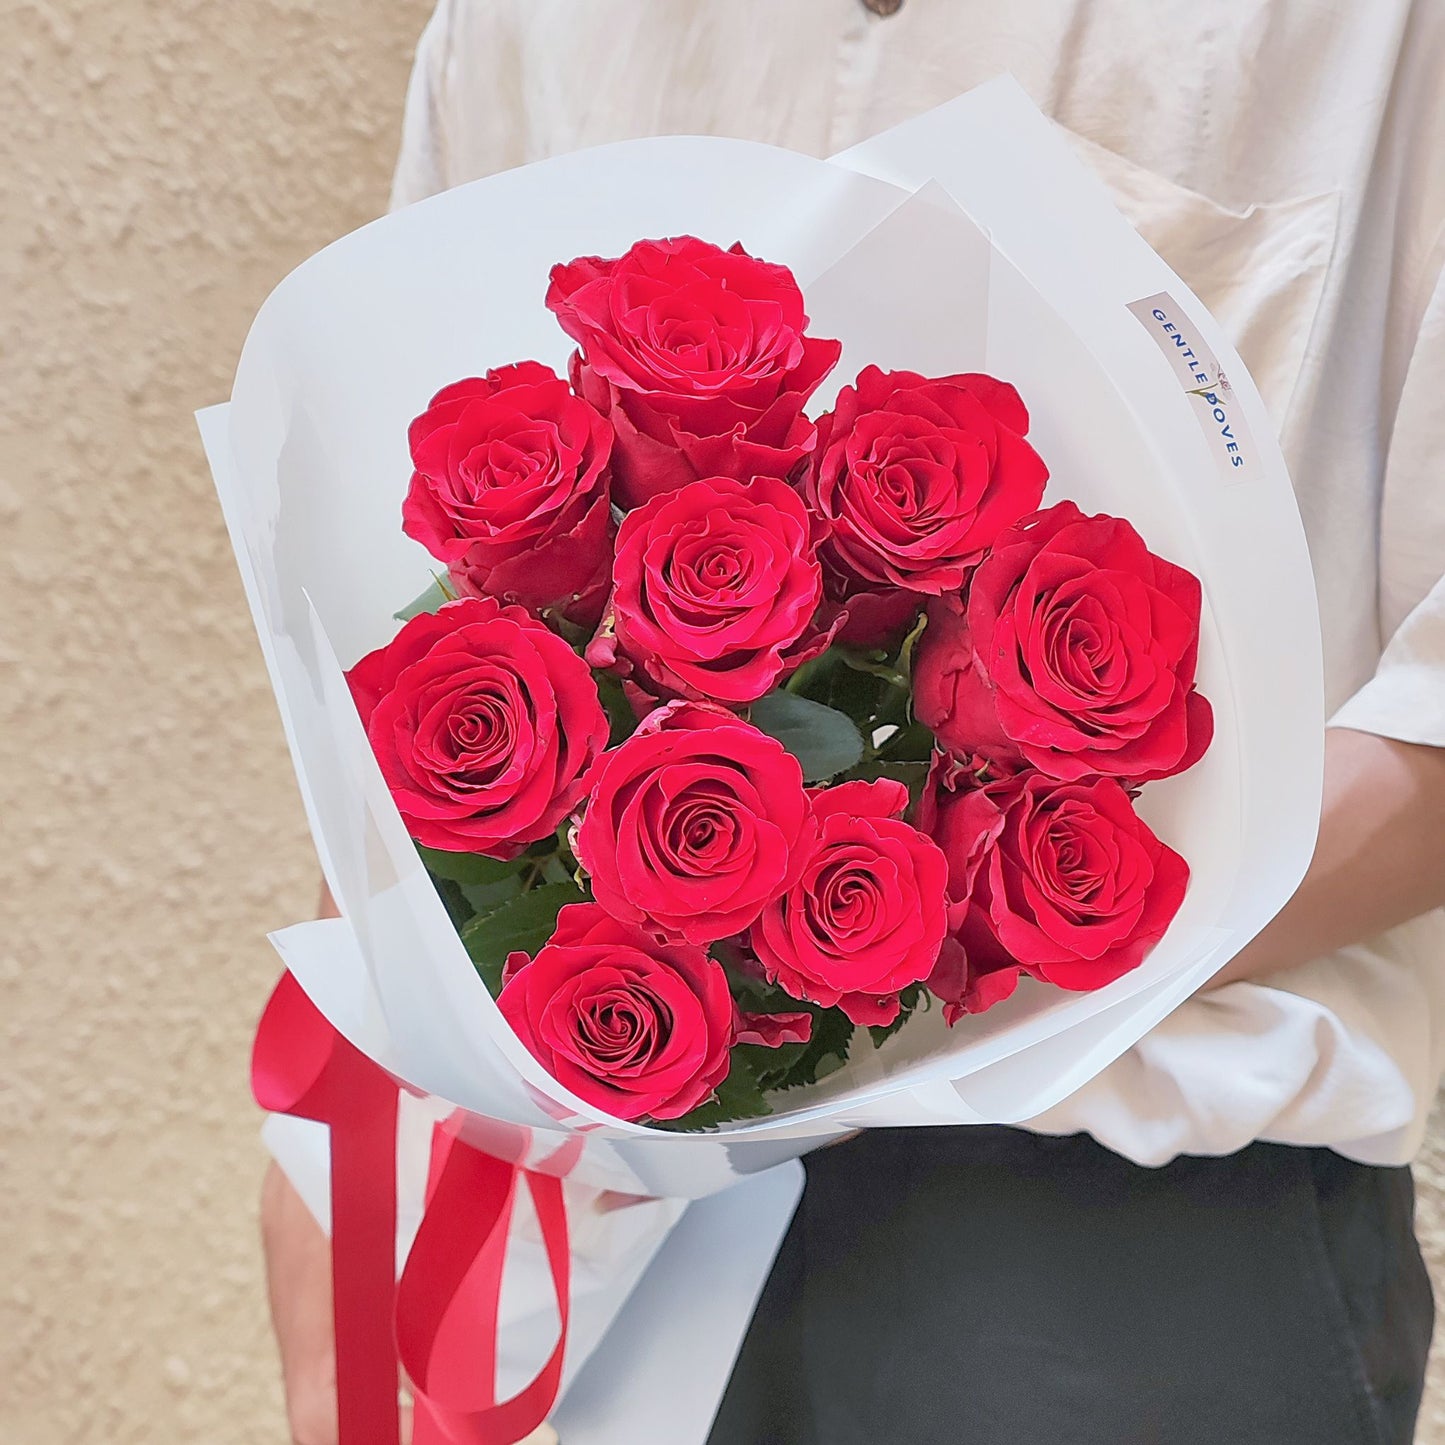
[262,3,1445,1442]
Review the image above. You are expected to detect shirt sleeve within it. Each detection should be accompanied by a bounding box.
[1329,577,1445,746]
[388,0,456,212]
[1327,238,1445,748]
[1024,913,1444,1166]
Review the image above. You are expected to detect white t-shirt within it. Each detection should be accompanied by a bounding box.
[386,0,1445,1165]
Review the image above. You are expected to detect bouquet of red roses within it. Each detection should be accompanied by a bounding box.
[349,231,1213,1130]
[204,80,1322,1445]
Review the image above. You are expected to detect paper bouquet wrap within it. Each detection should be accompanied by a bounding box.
[202,78,1321,1445]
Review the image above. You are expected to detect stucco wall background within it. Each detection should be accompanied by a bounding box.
[2,2,1444,1442]
[2,3,431,1441]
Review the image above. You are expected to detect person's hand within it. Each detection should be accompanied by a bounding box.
[1206,727,1445,988]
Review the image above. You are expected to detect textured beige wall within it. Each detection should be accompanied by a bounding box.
[2,3,1442,1442]
[2,2,431,1441]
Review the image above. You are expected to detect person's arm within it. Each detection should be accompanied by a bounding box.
[1209,726,1445,987]
[262,1160,385,1445]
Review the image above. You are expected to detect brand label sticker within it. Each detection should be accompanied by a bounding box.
[1128,292,1256,484]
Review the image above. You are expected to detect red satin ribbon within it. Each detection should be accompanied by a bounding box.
[404,1126,571,1445]
[251,970,572,1445]
[253,970,403,1445]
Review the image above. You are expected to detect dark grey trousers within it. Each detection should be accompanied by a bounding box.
[707,1127,1433,1445]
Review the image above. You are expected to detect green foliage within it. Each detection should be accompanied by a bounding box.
[429,874,474,931]
[897,609,930,678]
[768,1004,856,1090]
[539,855,576,885]
[723,970,857,1095]
[394,574,456,621]
[874,720,935,763]
[750,690,866,782]
[460,880,587,995]
[654,976,934,1128]
[777,641,936,782]
[835,645,908,691]
[787,649,886,732]
[459,874,526,913]
[593,670,640,748]
[417,844,526,887]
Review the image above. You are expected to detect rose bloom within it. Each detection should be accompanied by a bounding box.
[402,362,614,627]
[587,473,835,705]
[346,597,608,857]
[808,366,1048,605]
[913,501,1214,783]
[498,904,734,1121]
[919,756,1190,1023]
[750,778,949,1027]
[574,701,813,945]
[546,235,842,507]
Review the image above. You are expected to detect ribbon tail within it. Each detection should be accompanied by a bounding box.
[252,971,403,1445]
[330,1087,402,1445]
[401,1129,572,1445]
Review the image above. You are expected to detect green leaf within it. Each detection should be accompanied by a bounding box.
[711,958,859,1095]
[459,874,526,914]
[461,880,586,995]
[820,663,888,733]
[837,646,908,691]
[750,690,865,783]
[394,574,456,622]
[593,670,639,748]
[649,1050,774,1132]
[769,1004,856,1090]
[719,960,785,1011]
[539,855,575,885]
[875,720,936,763]
[430,875,474,931]
[783,647,843,695]
[736,1039,810,1093]
[417,844,527,887]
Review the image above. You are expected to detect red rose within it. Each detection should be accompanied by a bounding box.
[346,597,608,857]
[574,701,813,945]
[750,779,949,1027]
[587,474,836,705]
[498,903,733,1121]
[402,362,614,627]
[913,501,1214,783]
[807,366,1048,598]
[919,757,1190,1023]
[546,236,842,508]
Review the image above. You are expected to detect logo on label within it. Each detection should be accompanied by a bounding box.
[1127,292,1255,483]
